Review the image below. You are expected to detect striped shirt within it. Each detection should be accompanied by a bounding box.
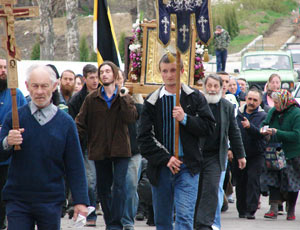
[160,87,185,157]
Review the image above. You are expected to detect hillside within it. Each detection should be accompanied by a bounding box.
[1,13,133,60]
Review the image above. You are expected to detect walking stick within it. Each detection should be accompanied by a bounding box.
[174,50,181,161]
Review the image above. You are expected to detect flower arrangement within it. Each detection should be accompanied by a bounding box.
[194,41,205,85]
[129,18,143,82]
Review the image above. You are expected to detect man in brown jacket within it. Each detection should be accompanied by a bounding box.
[76,61,138,230]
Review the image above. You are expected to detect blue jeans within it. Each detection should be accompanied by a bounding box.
[121,154,142,229]
[152,164,199,230]
[95,157,130,230]
[6,200,62,230]
[213,160,228,230]
[213,170,226,229]
[84,153,97,221]
[216,49,227,72]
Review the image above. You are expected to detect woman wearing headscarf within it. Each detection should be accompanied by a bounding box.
[261,89,300,220]
[228,77,246,104]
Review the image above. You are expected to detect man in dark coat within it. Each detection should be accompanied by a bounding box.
[68,64,99,226]
[76,61,138,230]
[236,88,267,219]
[195,74,246,230]
[138,53,216,230]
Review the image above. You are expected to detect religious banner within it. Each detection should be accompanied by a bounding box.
[157,0,213,53]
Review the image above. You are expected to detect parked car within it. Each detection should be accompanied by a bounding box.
[235,51,298,91]
[292,82,300,105]
[284,43,300,78]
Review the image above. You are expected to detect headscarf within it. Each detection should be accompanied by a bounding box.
[271,89,298,112]
[227,78,241,97]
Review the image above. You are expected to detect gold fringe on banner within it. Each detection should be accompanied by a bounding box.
[203,49,209,62]
[167,50,176,63]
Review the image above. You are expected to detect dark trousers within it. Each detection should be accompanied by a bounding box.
[95,157,129,230]
[0,165,8,227]
[235,155,264,215]
[194,154,222,230]
[6,200,62,230]
[216,49,228,72]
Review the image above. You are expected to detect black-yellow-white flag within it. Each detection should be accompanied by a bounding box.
[93,0,121,67]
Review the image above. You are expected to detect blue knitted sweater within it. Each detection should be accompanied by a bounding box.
[0,104,89,205]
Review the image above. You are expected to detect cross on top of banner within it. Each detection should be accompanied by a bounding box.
[157,0,212,53]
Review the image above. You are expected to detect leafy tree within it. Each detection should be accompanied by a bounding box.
[89,51,97,62]
[31,39,40,60]
[118,32,126,62]
[79,35,89,62]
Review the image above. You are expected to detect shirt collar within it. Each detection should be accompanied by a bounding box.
[159,86,180,98]
[29,101,57,117]
[101,85,118,98]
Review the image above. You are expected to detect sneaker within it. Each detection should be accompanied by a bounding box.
[212,225,220,230]
[287,213,296,221]
[264,211,277,219]
[95,203,103,216]
[227,195,234,203]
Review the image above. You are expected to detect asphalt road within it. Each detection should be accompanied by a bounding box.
[60,195,300,230]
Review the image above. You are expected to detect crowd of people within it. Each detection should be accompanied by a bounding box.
[0,54,300,230]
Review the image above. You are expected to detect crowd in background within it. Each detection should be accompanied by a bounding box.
[0,55,300,230]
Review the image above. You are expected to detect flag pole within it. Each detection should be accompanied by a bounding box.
[174,50,181,161]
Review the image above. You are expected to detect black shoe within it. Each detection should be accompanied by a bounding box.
[135,212,145,221]
[221,203,228,212]
[146,205,155,226]
[68,208,74,219]
[247,214,255,219]
[239,214,246,218]
[146,219,155,226]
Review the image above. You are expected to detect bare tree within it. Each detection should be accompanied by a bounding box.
[65,0,80,61]
[37,0,55,60]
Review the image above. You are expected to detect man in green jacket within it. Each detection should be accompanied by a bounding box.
[214,25,231,72]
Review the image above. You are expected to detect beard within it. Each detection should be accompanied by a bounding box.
[61,84,74,98]
[204,89,222,104]
[103,80,114,87]
[0,78,7,92]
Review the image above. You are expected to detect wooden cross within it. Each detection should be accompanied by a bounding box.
[0,0,39,150]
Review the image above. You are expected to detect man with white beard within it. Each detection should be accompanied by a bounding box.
[194,74,246,230]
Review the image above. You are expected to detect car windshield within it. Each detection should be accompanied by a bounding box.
[243,55,291,70]
[291,53,300,63]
